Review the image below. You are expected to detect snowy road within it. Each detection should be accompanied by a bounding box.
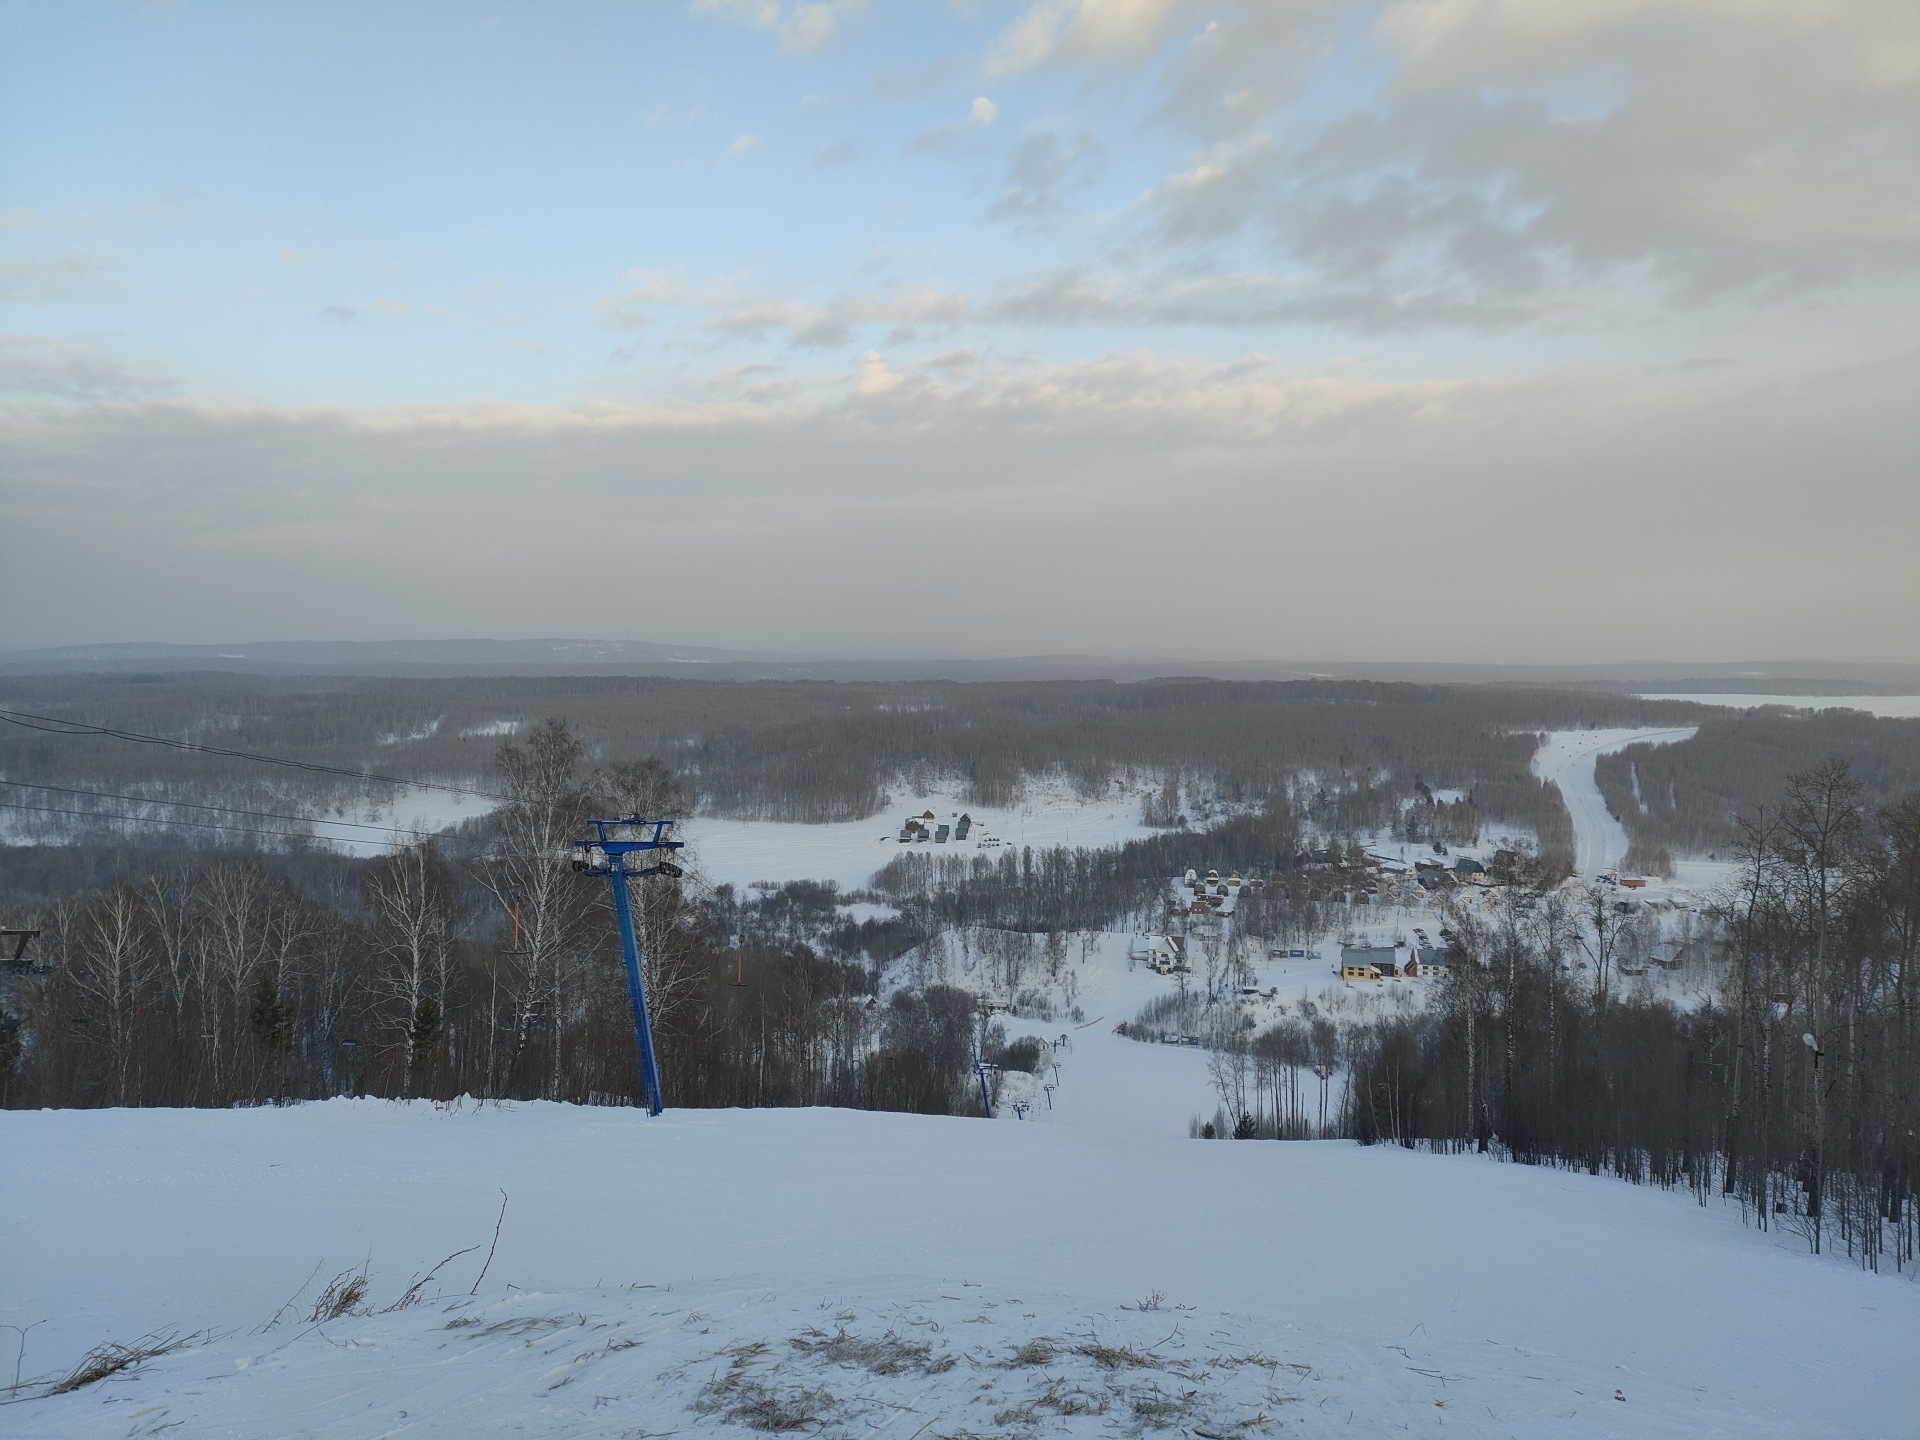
[1533,728,1695,875]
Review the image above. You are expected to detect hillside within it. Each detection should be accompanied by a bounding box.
[5,1044,1912,1438]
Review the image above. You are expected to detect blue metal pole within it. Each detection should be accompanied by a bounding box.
[608,863,665,1116]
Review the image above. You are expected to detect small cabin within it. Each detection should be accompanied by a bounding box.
[954,814,972,839]
[934,824,950,842]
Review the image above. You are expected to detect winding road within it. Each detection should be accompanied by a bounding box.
[1532,727,1697,875]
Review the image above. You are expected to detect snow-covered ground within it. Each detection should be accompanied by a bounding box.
[1531,730,1696,877]
[7,1089,1913,1438]
[687,780,1161,894]
[1638,693,1920,719]
[892,926,1428,1061]
[314,784,500,856]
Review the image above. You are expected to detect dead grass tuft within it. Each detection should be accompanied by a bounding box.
[48,1332,191,1395]
[1075,1340,1157,1370]
[308,1265,370,1324]
[789,1326,954,1376]
[1002,1338,1058,1368]
[1127,1381,1200,1429]
[696,1349,833,1433]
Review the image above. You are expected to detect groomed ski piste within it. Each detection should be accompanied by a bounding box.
[6,931,1916,1440]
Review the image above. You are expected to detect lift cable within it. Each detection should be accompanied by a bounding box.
[0,799,424,848]
[0,778,459,838]
[0,706,503,801]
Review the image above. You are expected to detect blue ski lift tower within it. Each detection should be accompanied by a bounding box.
[573,816,685,1116]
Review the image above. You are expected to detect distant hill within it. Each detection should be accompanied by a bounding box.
[1,638,1914,689]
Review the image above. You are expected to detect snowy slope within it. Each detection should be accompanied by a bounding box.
[6,1094,1913,1436]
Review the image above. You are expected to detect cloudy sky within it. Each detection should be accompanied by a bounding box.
[2,0,1914,663]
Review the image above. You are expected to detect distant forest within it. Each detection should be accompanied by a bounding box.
[0,672,1700,873]
[1596,709,1920,870]
[6,677,1920,909]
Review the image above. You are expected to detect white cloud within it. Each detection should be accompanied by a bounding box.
[989,129,1103,218]
[692,0,872,55]
[318,299,413,322]
[0,252,117,303]
[987,0,1920,319]
[725,132,762,155]
[5,341,1911,659]
[911,96,1000,152]
[0,332,170,400]
[986,0,1199,74]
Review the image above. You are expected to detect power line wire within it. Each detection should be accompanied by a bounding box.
[0,798,413,847]
[0,778,465,837]
[0,707,503,801]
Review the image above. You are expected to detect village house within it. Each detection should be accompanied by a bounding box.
[1129,934,1188,974]
[1339,943,1401,981]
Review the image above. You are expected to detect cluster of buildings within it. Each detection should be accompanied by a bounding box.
[897,810,976,844]
[1176,868,1264,915]
[1336,926,1455,982]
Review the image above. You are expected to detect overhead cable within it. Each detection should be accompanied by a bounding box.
[0,707,502,801]
[0,778,464,837]
[0,798,413,847]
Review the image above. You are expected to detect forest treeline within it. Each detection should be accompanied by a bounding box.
[1595,708,1920,866]
[2,673,1703,872]
[1195,760,1919,1273]
[0,722,979,1117]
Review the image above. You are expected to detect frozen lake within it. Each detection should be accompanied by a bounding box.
[1639,693,1920,718]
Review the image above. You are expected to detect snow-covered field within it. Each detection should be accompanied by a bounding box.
[7,1100,1912,1437]
[315,785,500,857]
[8,934,1914,1439]
[1531,730,1696,877]
[1638,694,1920,719]
[687,780,1160,894]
